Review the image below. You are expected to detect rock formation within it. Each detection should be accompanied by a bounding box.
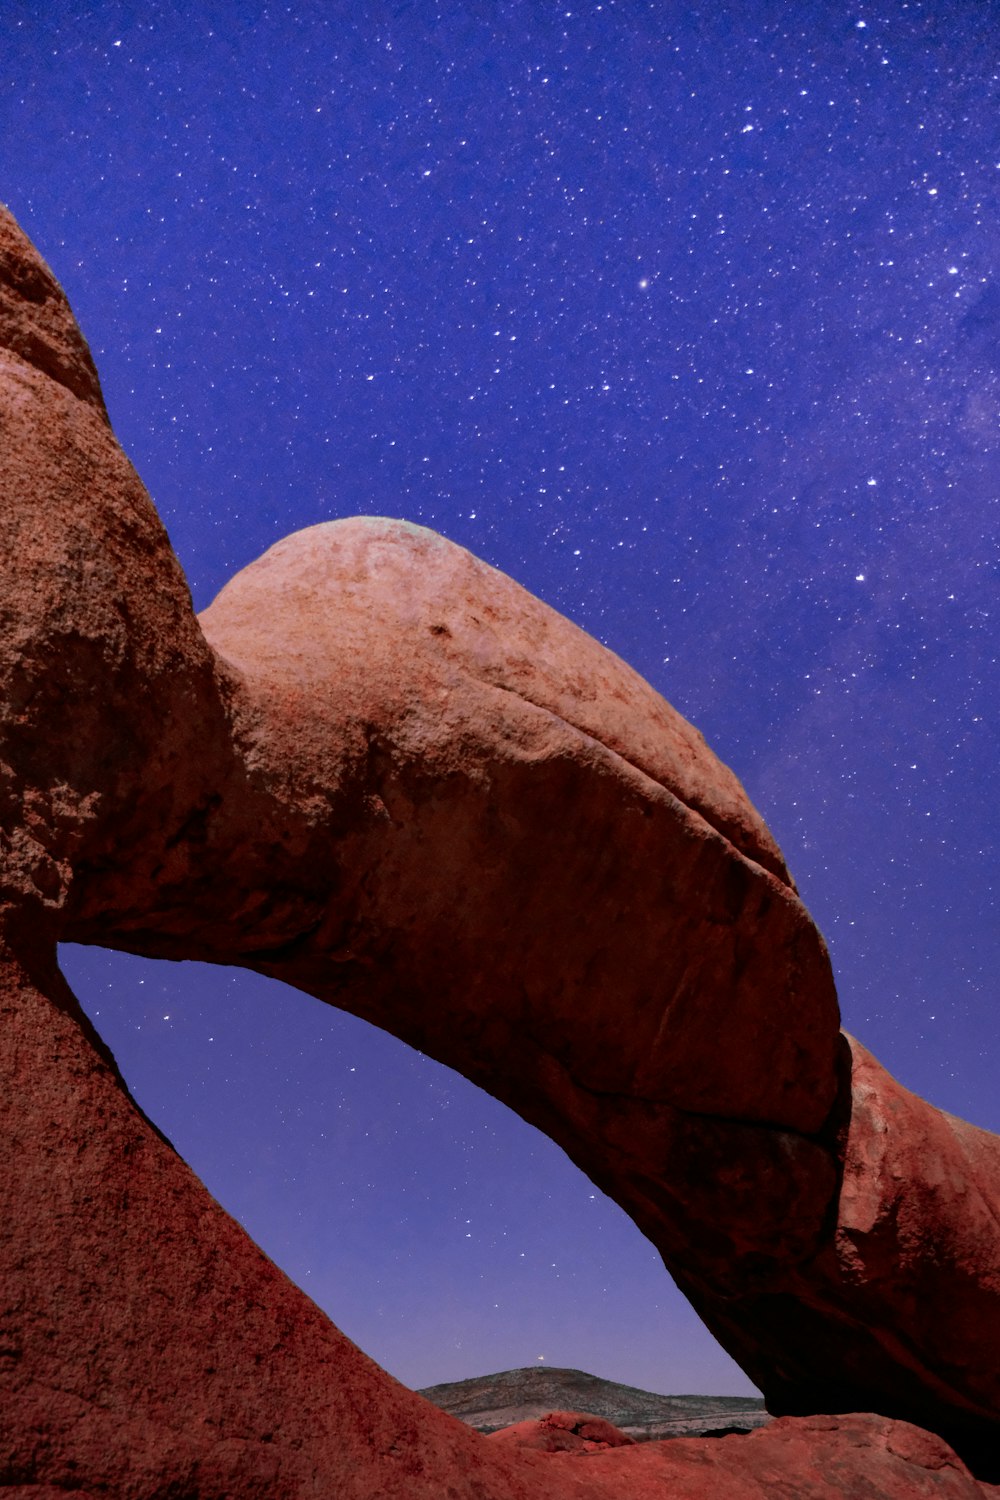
[2,199,1000,1495]
[487,1411,636,1452]
[574,1416,1000,1498]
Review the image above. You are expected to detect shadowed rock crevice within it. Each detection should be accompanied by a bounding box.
[3,200,1000,1496]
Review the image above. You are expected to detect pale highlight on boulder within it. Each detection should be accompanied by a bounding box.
[2,199,1000,1495]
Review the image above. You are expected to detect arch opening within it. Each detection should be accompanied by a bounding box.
[59,941,758,1399]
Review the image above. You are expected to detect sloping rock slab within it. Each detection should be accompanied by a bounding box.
[579,1415,1000,1497]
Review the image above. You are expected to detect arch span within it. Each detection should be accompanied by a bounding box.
[3,200,1000,1491]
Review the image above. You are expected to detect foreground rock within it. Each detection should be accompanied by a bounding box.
[583,1416,1000,1498]
[2,198,1000,1494]
[488,1411,635,1452]
[419,1365,770,1440]
[700,1036,1000,1475]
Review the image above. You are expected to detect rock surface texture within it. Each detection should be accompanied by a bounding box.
[487,1411,636,1452]
[2,199,1000,1496]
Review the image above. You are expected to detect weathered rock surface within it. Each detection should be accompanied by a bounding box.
[487,1411,636,1452]
[688,1036,1000,1475]
[0,946,544,1500]
[2,197,1000,1495]
[580,1415,1000,1498]
[0,205,231,938]
[419,1364,771,1440]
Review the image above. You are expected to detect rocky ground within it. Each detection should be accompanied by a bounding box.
[418,1365,771,1442]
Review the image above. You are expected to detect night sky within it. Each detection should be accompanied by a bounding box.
[4,1,998,1398]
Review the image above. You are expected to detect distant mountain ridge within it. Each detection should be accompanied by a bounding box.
[417,1366,771,1442]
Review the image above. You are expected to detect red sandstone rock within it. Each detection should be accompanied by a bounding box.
[582,1414,1000,1498]
[674,1037,1000,1477]
[2,198,1000,1495]
[0,945,544,1500]
[0,207,106,412]
[192,515,837,1139]
[488,1411,636,1452]
[0,208,229,938]
[191,514,1000,1470]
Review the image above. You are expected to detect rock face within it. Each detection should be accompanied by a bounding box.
[692,1036,1000,1470]
[579,1415,1000,1499]
[2,198,1000,1495]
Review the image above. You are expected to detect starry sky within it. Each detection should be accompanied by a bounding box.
[4,0,998,1398]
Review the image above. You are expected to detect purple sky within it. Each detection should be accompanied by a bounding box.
[5,0,998,1395]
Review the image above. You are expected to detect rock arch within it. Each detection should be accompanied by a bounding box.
[2,202,999,1494]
